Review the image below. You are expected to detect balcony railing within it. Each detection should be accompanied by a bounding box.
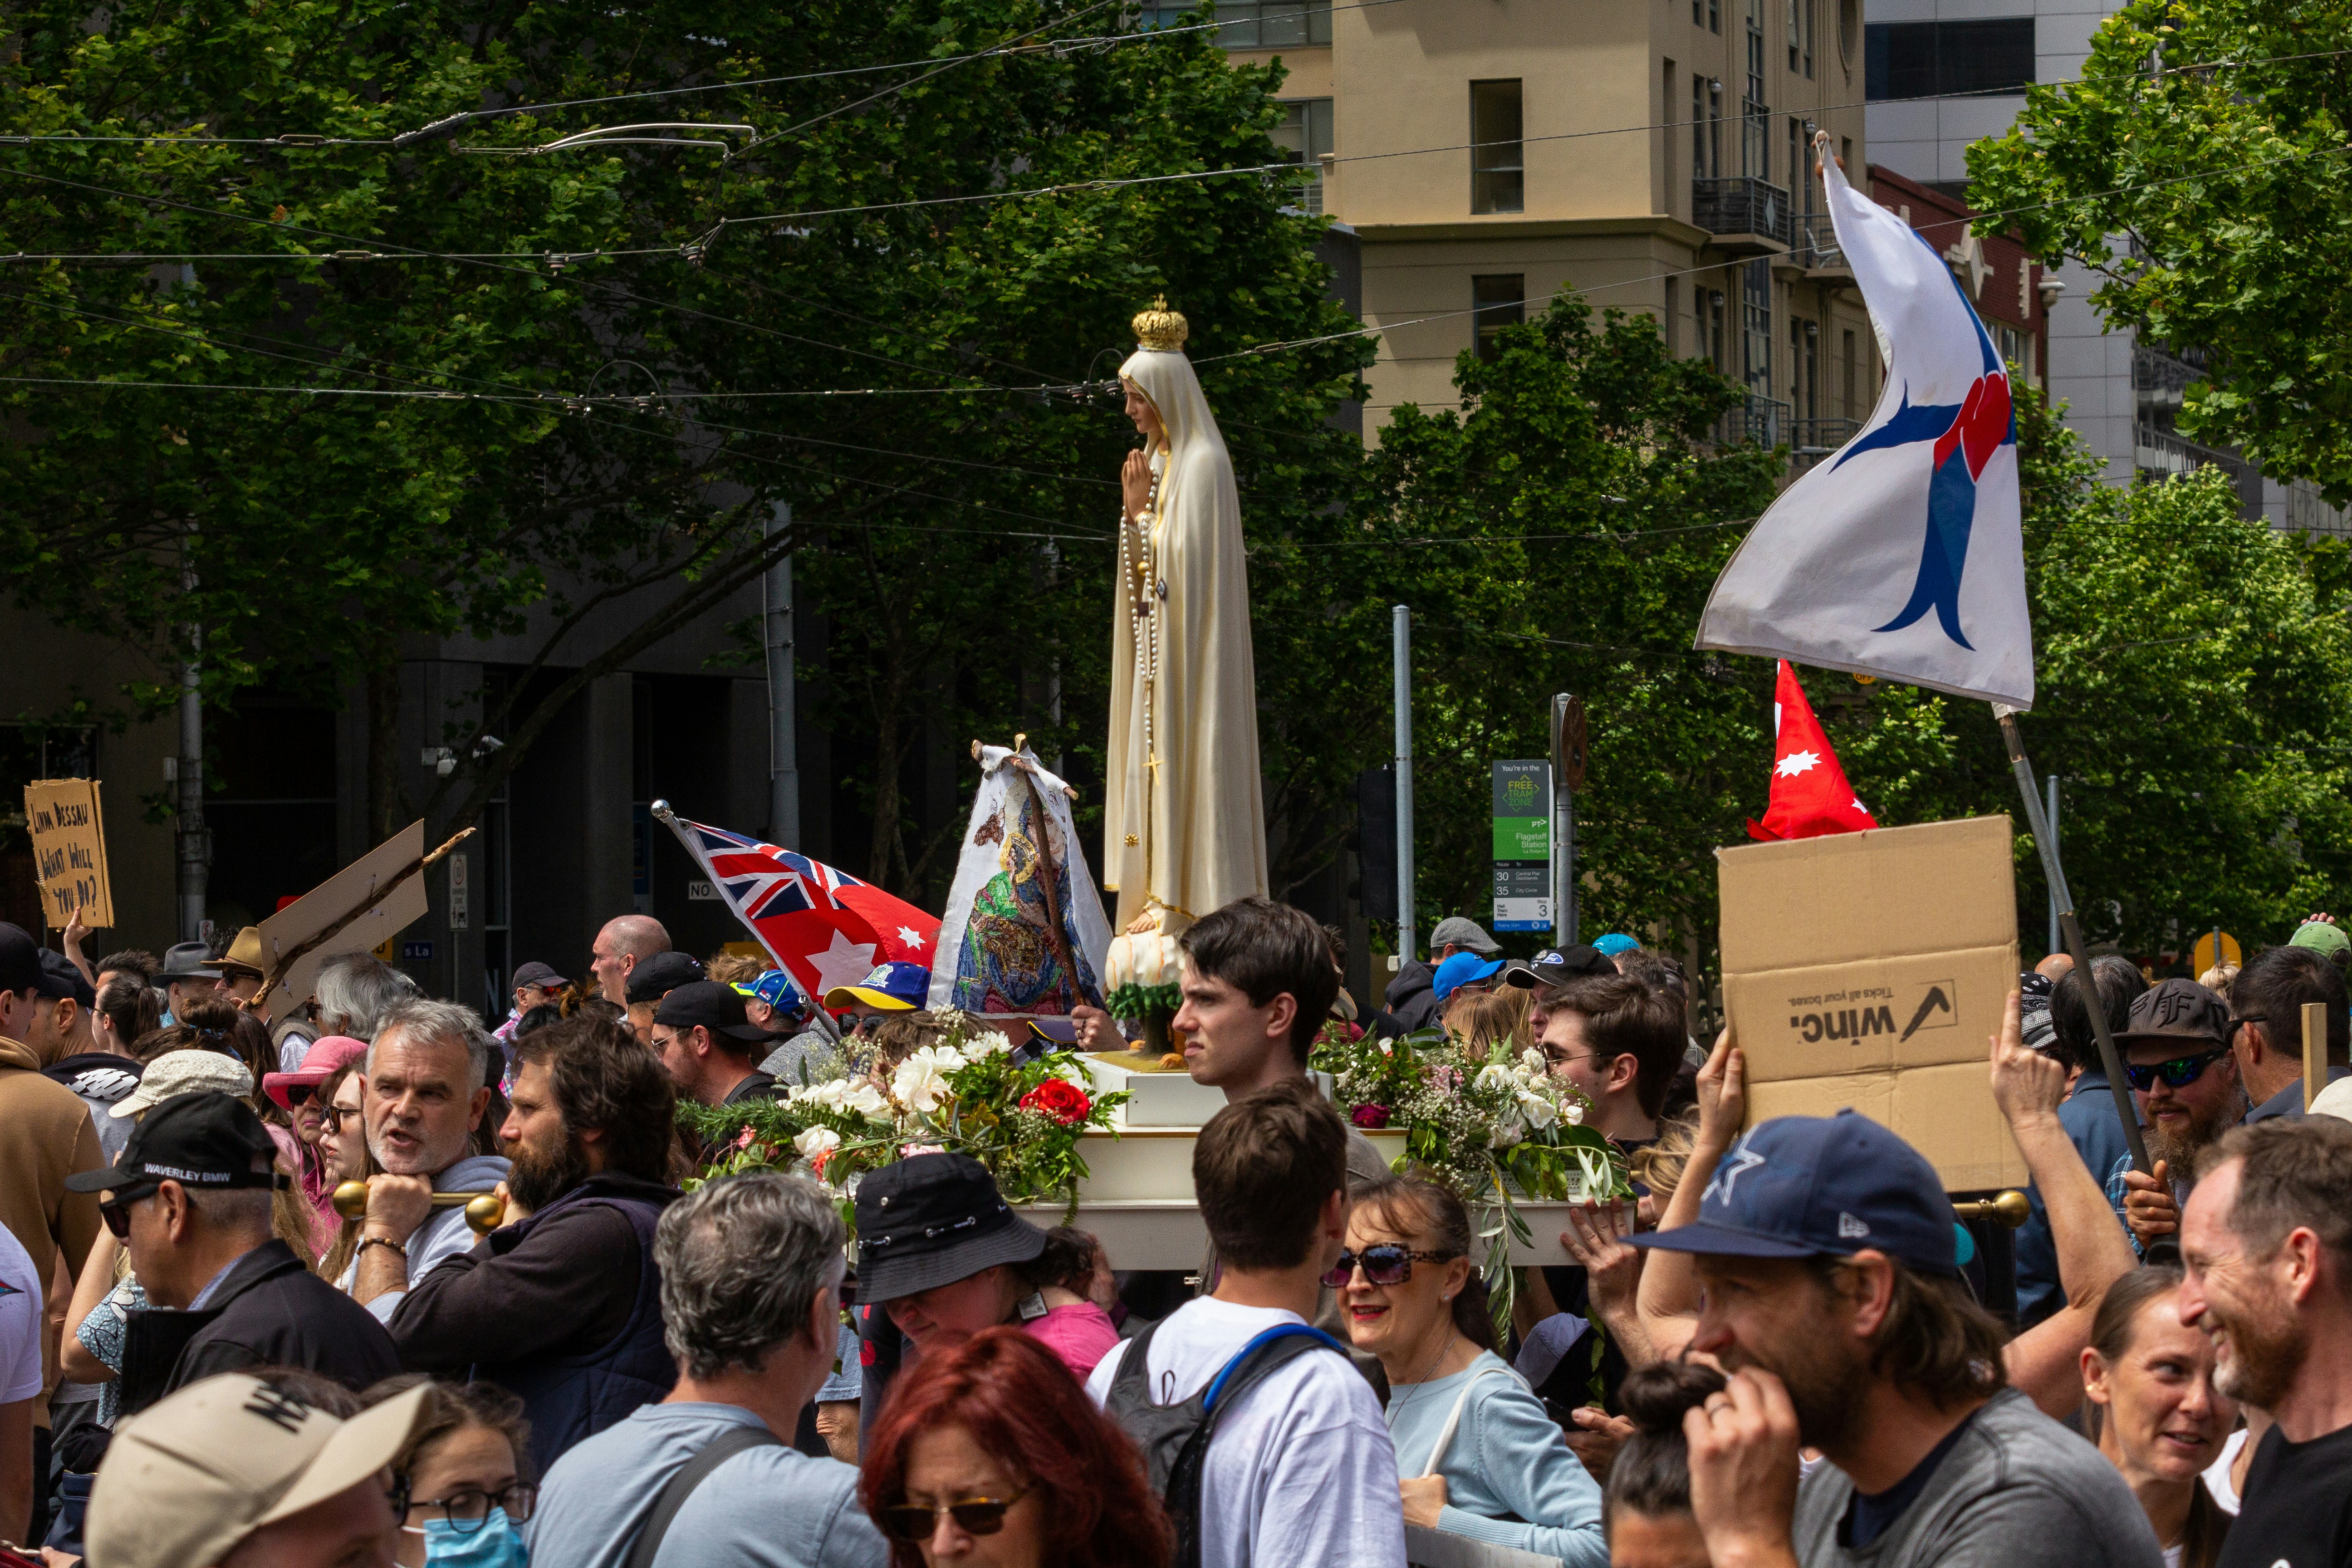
[1693,176,1793,247]
[1793,213,1845,271]
[1719,393,1794,451]
[2136,423,2263,520]
[2133,343,2203,416]
[1789,416,1862,466]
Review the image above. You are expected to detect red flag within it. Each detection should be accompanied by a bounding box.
[1747,662,1879,842]
[657,810,940,1003]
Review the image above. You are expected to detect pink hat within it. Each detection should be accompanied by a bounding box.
[262,1035,370,1111]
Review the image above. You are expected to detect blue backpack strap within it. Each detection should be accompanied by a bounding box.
[1202,1323,1348,1417]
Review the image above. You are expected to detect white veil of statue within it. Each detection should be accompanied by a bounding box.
[1104,304,1268,933]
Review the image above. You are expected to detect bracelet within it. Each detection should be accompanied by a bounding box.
[355,1235,406,1264]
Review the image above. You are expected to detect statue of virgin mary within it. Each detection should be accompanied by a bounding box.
[1102,299,1268,935]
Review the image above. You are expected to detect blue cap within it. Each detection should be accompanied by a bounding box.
[748,970,804,1014]
[1433,952,1506,1004]
[1627,1112,1959,1275]
[823,960,931,1013]
[1592,934,1641,957]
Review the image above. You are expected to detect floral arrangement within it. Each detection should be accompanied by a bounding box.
[1312,1021,1634,1318]
[676,1010,1128,1222]
[1102,929,1182,1021]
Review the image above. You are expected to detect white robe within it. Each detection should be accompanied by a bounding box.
[1103,346,1268,932]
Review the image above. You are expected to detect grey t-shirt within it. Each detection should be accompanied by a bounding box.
[529,1401,887,1568]
[1793,1387,2163,1568]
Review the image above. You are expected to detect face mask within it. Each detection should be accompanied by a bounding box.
[409,1511,530,1568]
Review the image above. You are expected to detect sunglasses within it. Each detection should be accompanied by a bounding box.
[98,1184,162,1240]
[877,1487,1029,1542]
[1321,1245,1462,1289]
[2123,1046,2229,1093]
[283,1082,319,1108]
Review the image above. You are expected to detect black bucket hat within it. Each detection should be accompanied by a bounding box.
[852,1152,1046,1303]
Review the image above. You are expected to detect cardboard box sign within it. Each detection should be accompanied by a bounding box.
[1718,815,2026,1189]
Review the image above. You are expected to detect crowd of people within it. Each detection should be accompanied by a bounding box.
[5,895,2352,1568]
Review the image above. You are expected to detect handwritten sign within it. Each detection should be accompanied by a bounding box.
[23,779,113,928]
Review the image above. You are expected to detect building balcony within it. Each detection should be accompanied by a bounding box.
[1694,176,1793,254]
[1720,393,1793,451]
[2136,422,2263,521]
[1793,214,1851,281]
[2133,343,2204,417]
[1790,416,1861,466]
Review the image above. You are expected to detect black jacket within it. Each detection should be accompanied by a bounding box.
[121,1240,401,1413]
[1374,959,1440,1039]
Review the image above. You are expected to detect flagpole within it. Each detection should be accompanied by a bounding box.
[1992,706,2154,1180]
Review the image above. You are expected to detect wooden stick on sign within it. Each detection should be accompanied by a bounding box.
[241,826,475,1013]
[2305,1000,2328,1112]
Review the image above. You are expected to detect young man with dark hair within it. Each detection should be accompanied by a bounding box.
[2228,943,2351,1123]
[2184,1116,2352,1568]
[1537,973,1686,1146]
[1634,1111,2158,1568]
[1088,1079,1404,1568]
[1173,896,1341,1094]
[650,980,778,1107]
[387,1014,681,1474]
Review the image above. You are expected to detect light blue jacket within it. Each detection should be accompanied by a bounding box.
[1386,1350,1607,1568]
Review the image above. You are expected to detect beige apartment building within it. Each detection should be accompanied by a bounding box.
[1199,0,1882,452]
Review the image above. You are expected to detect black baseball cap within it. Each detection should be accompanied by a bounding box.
[653,980,769,1044]
[0,923,41,996]
[1502,945,1616,990]
[512,961,568,991]
[37,948,96,1008]
[1627,1111,1959,1275]
[66,1091,284,1195]
[853,1153,1047,1303]
[624,951,705,1005]
[2117,977,2230,1052]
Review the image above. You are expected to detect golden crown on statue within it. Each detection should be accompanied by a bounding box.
[1132,296,1189,352]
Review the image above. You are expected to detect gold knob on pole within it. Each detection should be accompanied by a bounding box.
[331,1180,508,1235]
[1951,1190,2032,1228]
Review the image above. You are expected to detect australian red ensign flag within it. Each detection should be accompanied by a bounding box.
[1696,132,2034,710]
[1747,662,1878,842]
[657,808,940,1003]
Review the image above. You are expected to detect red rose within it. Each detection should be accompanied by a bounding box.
[1019,1078,1093,1126]
[1350,1104,1392,1129]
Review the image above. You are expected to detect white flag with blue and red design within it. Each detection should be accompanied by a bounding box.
[1696,133,2034,710]
[655,807,941,1005]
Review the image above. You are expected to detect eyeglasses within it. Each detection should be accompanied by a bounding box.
[877,1488,1030,1542]
[406,1484,537,1531]
[1321,1245,1463,1289]
[323,1103,363,1129]
[98,1184,162,1240]
[2123,1047,2229,1093]
[283,1083,318,1108]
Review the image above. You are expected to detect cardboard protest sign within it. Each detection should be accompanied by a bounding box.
[1717,815,2026,1190]
[252,820,427,1023]
[23,779,113,928]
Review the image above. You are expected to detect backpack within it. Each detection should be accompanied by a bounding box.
[1102,1318,1349,1568]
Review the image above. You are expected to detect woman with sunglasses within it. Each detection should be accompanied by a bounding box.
[860,1326,1169,1568]
[1341,1175,1608,1568]
[366,1374,536,1568]
[265,1035,371,1257]
[317,1054,382,1284]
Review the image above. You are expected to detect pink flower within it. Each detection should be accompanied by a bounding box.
[733,1126,759,1151]
[1350,1104,1392,1130]
[901,1142,947,1157]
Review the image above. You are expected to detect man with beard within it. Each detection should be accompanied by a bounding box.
[2182,1117,2352,1568]
[2116,980,2247,1251]
[385,1013,680,1475]
[1631,1111,2160,1568]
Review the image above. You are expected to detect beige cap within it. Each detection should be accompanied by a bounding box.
[113,1048,255,1118]
[88,1375,429,1568]
[2309,1077,2352,1123]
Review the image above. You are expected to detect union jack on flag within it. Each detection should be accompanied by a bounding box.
[657,808,941,1007]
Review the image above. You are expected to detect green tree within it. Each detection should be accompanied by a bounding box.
[1965,0,2352,500]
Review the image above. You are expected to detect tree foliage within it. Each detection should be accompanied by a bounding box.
[1966,0,2352,500]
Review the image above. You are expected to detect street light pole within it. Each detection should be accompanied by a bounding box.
[1393,605,1415,962]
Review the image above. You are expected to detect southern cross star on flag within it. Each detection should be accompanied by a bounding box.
[658,811,939,1003]
[1747,662,1877,843]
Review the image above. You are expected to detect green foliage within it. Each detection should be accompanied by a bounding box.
[1965,0,2352,501]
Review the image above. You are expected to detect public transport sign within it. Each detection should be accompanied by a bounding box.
[1493,759,1553,932]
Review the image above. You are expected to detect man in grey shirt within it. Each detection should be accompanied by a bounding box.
[1630,1108,2161,1568]
[529,1172,886,1568]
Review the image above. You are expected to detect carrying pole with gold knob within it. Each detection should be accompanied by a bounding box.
[331,1181,506,1236]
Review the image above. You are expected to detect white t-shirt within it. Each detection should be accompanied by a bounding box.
[1084,1296,1405,1568]
[2201,1426,2248,1514]
[0,1223,45,1405]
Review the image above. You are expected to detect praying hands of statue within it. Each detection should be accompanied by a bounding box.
[1121,447,1153,524]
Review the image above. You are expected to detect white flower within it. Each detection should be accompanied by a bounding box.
[1490,1107,1529,1148]
[1560,1100,1584,1126]
[968,1030,1015,1058]
[1473,1062,1517,1095]
[891,1047,962,1114]
[1516,1089,1559,1132]
[793,1126,841,1161]
[842,1082,889,1118]
[1520,1047,1547,1076]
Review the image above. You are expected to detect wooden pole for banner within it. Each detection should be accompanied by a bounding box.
[244,827,475,1013]
[2305,1000,2327,1112]
[1994,710,2155,1179]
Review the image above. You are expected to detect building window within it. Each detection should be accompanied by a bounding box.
[1706,288,1729,371]
[1841,328,1857,417]
[1865,19,2035,101]
[1693,74,1723,179]
[1743,0,1769,179]
[1839,0,1858,68]
[1742,258,1773,395]
[1473,274,1525,362]
[1664,276,1681,355]
[1270,98,1334,215]
[1470,81,1524,214]
[1664,59,1678,201]
[1140,0,1332,48]
[1793,318,1818,416]
[1709,0,1720,32]
[1788,0,1813,78]
[1997,322,2024,371]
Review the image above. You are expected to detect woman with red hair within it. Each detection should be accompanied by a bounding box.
[861,1325,1171,1568]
